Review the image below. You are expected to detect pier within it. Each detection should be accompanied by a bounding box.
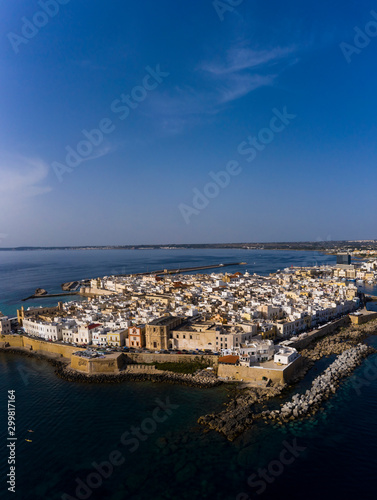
[128,261,247,277]
[61,262,247,290]
[22,292,79,302]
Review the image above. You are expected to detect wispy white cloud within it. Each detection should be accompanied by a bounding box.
[0,154,52,196]
[200,43,299,105]
[201,46,297,75]
[143,41,299,136]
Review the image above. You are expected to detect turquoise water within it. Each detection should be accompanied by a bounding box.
[1,249,377,499]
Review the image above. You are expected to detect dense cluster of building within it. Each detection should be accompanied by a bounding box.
[333,254,377,281]
[13,262,365,369]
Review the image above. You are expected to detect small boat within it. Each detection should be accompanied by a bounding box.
[27,430,34,433]
[25,439,32,443]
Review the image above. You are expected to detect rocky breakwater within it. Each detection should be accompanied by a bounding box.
[289,319,377,383]
[198,384,286,441]
[264,344,375,423]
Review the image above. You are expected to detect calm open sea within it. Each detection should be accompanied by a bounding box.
[1,249,377,500]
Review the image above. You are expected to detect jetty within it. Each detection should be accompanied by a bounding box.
[265,343,375,422]
[128,261,246,276]
[22,292,79,302]
[61,262,247,290]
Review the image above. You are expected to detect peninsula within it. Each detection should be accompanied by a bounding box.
[1,256,377,439]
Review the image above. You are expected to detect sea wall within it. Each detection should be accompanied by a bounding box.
[0,347,220,388]
[125,364,162,373]
[23,337,84,359]
[71,353,125,374]
[350,311,377,325]
[73,353,219,375]
[0,335,84,359]
[289,316,351,350]
[126,352,219,366]
[1,334,24,348]
[218,357,303,384]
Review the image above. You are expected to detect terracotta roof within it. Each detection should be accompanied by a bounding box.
[218,355,239,365]
[88,323,102,330]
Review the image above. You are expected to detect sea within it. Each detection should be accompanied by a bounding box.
[1,249,377,500]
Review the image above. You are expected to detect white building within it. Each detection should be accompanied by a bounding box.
[92,329,109,346]
[23,319,62,341]
[62,326,77,343]
[238,340,275,366]
[76,323,103,345]
[274,346,300,365]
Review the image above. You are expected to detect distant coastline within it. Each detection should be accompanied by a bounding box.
[0,240,376,252]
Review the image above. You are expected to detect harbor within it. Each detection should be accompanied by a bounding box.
[60,261,247,290]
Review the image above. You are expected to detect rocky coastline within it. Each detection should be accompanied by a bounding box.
[262,343,375,423]
[0,346,221,388]
[2,319,377,441]
[198,383,286,441]
[198,319,377,440]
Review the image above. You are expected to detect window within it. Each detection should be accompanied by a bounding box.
[153,342,157,348]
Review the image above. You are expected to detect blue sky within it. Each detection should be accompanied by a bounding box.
[1,0,377,246]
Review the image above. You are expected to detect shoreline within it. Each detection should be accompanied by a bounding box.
[2,320,377,441]
[0,346,222,388]
[198,318,377,440]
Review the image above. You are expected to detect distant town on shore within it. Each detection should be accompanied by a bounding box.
[1,240,377,256]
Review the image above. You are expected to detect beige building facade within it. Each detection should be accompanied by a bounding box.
[145,316,183,350]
